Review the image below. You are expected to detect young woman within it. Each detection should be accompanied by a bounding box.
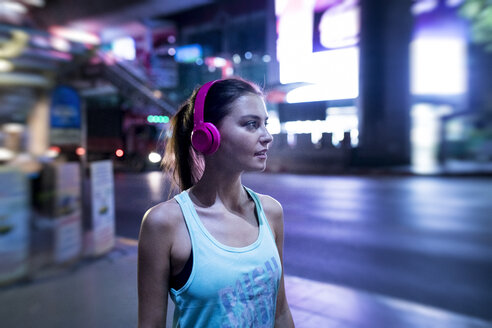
[138,77,295,327]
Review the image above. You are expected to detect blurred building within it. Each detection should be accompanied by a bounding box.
[1,0,492,284]
[1,0,491,172]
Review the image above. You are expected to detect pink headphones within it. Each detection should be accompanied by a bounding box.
[191,80,221,154]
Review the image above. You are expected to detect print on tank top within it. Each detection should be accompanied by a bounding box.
[218,256,280,328]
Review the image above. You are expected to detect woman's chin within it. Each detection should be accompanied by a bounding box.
[246,163,267,173]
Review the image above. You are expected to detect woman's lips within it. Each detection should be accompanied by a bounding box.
[254,150,268,158]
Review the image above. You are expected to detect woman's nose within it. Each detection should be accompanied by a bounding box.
[260,127,273,145]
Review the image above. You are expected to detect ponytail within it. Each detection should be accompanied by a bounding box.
[162,90,204,192]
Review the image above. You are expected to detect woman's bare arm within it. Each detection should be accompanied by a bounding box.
[138,202,177,328]
[260,195,295,328]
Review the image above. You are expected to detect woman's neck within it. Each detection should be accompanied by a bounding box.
[190,166,247,210]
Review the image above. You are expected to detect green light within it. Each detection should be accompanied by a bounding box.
[147,115,170,124]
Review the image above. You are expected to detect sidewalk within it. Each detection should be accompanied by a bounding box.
[0,238,490,328]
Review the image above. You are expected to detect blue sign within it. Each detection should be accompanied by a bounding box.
[50,86,81,128]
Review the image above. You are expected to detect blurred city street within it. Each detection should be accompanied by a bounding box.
[2,0,492,327]
[1,171,491,327]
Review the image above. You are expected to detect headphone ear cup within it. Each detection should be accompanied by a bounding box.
[203,122,220,154]
[191,123,221,154]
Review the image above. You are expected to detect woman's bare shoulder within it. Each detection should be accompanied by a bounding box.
[256,193,283,221]
[255,193,284,242]
[140,198,183,239]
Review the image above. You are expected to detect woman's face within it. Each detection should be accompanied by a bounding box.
[214,94,273,172]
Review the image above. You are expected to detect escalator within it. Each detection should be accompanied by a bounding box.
[96,50,176,117]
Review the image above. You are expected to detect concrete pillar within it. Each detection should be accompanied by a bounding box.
[468,43,492,116]
[354,0,413,166]
[27,93,50,156]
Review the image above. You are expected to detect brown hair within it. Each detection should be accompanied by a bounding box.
[162,77,262,191]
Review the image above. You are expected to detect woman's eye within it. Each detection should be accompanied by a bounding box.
[246,121,258,129]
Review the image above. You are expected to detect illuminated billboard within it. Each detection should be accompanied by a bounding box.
[276,0,359,101]
[275,0,468,102]
[411,0,467,95]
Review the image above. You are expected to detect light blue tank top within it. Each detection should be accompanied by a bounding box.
[171,187,282,328]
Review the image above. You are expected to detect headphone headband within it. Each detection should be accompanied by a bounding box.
[194,80,220,128]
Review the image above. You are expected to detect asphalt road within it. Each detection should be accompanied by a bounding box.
[114,171,492,321]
